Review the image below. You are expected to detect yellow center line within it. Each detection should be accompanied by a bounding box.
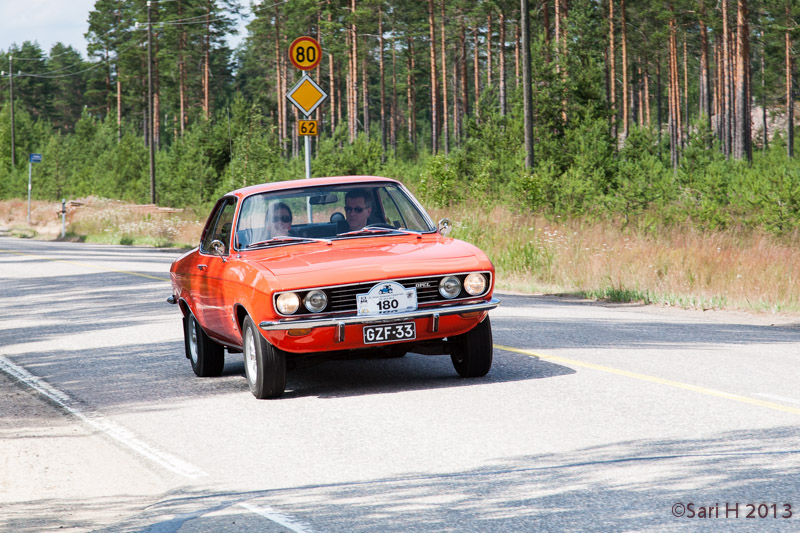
[0,249,171,282]
[495,344,800,416]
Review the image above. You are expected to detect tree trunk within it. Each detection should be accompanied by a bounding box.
[453,52,460,146]
[441,0,449,153]
[609,0,617,139]
[499,9,506,116]
[542,0,551,64]
[683,33,689,143]
[722,0,732,157]
[515,17,520,87]
[350,0,359,142]
[699,1,712,129]
[178,0,186,136]
[621,0,629,138]
[428,0,439,154]
[761,31,767,150]
[362,37,369,139]
[154,27,160,149]
[486,12,493,87]
[644,66,651,127]
[668,6,680,169]
[522,0,534,168]
[460,12,469,134]
[473,26,480,112]
[407,37,417,150]
[327,1,336,133]
[637,63,644,126]
[203,1,210,120]
[787,2,794,158]
[391,31,397,153]
[379,7,386,158]
[558,0,568,123]
[734,0,751,161]
[117,77,122,143]
[274,6,284,149]
[657,58,662,150]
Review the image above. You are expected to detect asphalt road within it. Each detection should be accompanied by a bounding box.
[1,237,799,532]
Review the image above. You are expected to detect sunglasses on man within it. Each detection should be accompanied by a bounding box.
[272,215,291,223]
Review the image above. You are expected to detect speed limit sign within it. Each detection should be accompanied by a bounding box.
[288,36,322,71]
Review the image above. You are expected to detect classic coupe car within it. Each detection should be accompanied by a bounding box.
[168,176,499,398]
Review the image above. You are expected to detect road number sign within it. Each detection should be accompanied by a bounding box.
[288,36,322,71]
[298,120,318,136]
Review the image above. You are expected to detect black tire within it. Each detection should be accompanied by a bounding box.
[242,316,287,399]
[184,312,225,377]
[450,316,493,377]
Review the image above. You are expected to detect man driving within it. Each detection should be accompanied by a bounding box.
[344,189,372,231]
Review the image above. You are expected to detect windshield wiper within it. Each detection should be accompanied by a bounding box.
[337,225,422,238]
[247,236,332,248]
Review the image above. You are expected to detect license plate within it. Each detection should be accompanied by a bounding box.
[363,322,416,344]
[357,281,417,316]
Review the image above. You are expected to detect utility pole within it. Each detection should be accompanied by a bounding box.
[147,1,156,204]
[9,56,16,167]
[521,0,534,168]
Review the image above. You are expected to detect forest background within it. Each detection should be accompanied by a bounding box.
[2,0,800,312]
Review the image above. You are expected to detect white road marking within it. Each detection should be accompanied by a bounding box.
[238,502,314,532]
[0,355,208,479]
[752,393,800,406]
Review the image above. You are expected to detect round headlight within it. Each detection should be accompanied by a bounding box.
[276,292,300,314]
[464,273,488,295]
[439,276,461,299]
[303,290,328,313]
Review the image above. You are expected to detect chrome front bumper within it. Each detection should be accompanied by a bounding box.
[259,297,500,339]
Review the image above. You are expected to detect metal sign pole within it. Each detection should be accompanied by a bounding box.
[27,161,32,225]
[61,199,66,238]
[305,135,312,223]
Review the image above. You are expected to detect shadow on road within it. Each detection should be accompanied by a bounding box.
[62,424,799,532]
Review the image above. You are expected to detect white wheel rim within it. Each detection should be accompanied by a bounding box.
[245,327,258,382]
[189,319,199,364]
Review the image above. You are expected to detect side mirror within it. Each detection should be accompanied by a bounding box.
[437,218,452,237]
[210,239,227,261]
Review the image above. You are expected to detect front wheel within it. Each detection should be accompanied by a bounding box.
[450,316,493,377]
[242,316,287,399]
[184,313,225,377]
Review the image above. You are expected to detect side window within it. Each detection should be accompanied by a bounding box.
[378,189,405,228]
[201,198,236,254]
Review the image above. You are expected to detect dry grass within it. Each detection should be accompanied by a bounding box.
[436,204,800,314]
[0,197,203,247]
[3,198,800,313]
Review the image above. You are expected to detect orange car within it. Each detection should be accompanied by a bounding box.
[168,176,499,399]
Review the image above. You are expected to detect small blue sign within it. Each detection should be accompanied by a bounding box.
[29,153,42,163]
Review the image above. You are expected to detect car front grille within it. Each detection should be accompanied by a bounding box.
[275,272,492,317]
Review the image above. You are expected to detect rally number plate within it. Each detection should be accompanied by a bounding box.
[363,322,416,344]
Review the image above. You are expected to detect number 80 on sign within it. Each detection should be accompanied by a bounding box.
[289,36,322,71]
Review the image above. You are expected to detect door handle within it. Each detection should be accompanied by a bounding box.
[197,264,207,270]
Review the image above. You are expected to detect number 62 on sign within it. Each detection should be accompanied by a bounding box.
[298,120,318,136]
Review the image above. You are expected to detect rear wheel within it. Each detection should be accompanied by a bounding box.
[450,316,493,377]
[184,313,225,377]
[242,316,287,399]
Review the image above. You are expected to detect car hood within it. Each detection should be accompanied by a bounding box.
[248,236,491,291]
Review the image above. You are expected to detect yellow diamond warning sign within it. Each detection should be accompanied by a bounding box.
[286,75,327,116]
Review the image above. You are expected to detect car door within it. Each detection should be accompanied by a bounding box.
[194,197,237,342]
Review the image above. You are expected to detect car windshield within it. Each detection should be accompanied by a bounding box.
[235,182,436,249]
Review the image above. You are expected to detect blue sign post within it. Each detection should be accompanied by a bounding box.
[28,153,42,224]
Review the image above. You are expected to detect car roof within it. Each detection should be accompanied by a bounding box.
[229,175,401,199]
